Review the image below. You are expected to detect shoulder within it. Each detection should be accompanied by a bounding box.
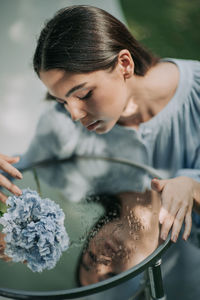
[165,58,200,102]
[161,57,200,79]
[138,58,200,132]
[167,58,200,83]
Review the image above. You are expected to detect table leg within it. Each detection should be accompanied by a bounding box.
[147,259,167,300]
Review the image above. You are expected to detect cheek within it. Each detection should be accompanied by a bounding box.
[87,83,127,118]
[94,91,124,115]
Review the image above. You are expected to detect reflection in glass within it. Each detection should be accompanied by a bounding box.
[78,190,162,286]
[0,157,163,292]
[0,232,11,262]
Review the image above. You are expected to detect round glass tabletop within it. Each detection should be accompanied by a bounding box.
[0,156,171,299]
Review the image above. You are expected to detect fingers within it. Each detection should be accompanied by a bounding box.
[0,173,22,199]
[159,192,185,241]
[159,190,173,225]
[160,203,193,243]
[170,206,188,242]
[182,207,192,241]
[151,178,167,193]
[159,206,169,224]
[0,158,22,179]
[154,177,194,243]
[160,212,175,241]
[0,191,8,203]
[0,154,20,164]
[0,155,22,202]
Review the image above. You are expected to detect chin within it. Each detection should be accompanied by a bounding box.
[95,129,106,135]
[95,122,116,135]
[96,126,111,134]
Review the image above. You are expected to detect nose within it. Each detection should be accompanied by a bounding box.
[66,101,87,122]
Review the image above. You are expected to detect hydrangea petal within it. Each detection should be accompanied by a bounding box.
[0,188,69,272]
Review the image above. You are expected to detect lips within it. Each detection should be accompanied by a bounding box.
[85,120,101,131]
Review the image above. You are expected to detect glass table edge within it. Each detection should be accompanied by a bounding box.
[0,235,172,299]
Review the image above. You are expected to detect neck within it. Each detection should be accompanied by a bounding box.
[118,61,179,128]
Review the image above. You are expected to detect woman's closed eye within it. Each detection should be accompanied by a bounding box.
[78,90,93,100]
[54,90,93,104]
[56,98,68,105]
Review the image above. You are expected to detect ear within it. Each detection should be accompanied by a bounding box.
[117,49,134,80]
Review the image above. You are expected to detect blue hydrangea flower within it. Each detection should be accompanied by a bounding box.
[0,188,69,272]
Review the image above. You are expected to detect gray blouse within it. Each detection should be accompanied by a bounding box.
[20,58,200,182]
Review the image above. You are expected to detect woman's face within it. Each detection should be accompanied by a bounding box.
[78,218,153,286]
[78,191,161,286]
[39,65,130,134]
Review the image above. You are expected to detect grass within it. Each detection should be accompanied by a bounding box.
[120,0,200,59]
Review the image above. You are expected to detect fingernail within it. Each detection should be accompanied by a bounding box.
[172,235,177,243]
[183,235,188,241]
[14,187,22,196]
[16,173,23,180]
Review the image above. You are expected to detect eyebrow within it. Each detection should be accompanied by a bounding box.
[65,82,88,98]
[89,251,97,262]
[81,261,90,271]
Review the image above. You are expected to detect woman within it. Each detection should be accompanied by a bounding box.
[0,5,200,244]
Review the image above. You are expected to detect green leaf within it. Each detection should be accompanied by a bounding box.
[0,202,7,216]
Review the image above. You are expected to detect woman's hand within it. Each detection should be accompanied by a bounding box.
[0,154,22,203]
[151,176,199,243]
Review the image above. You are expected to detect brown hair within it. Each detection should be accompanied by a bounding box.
[33,5,158,78]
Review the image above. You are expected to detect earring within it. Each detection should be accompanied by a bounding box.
[123,72,130,79]
[123,66,132,79]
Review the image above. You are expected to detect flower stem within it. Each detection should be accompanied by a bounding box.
[32,168,41,196]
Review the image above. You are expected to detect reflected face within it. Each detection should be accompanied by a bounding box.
[79,218,155,286]
[39,67,129,134]
[78,191,161,286]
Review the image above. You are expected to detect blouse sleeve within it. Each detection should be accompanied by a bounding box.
[16,103,81,169]
[175,126,200,182]
[174,140,200,182]
[174,60,200,183]
[175,169,200,183]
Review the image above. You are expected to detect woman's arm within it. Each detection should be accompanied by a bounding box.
[0,104,80,202]
[20,103,81,168]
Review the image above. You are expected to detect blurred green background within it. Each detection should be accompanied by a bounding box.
[120,0,200,59]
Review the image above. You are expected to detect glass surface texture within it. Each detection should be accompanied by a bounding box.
[0,157,168,298]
